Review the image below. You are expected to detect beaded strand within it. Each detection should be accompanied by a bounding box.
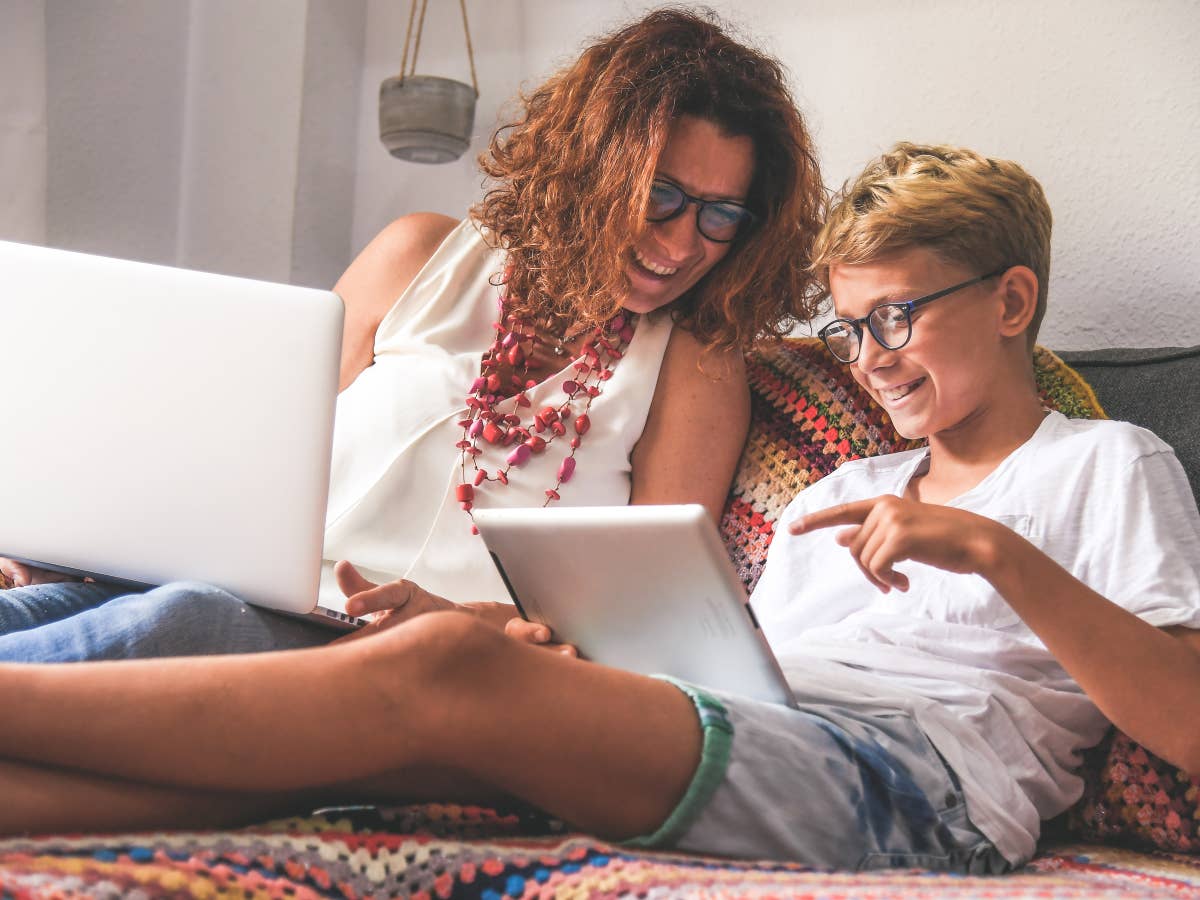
[455,304,636,533]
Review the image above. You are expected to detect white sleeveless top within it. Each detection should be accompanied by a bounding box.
[319,219,674,609]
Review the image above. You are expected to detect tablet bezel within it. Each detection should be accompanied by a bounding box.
[474,504,796,707]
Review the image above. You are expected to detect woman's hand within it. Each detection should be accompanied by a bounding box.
[333,561,482,642]
[333,560,576,655]
[503,618,579,657]
[0,558,82,588]
[336,560,457,622]
[790,495,1002,592]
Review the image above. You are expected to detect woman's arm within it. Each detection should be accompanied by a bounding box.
[630,328,750,521]
[334,213,458,391]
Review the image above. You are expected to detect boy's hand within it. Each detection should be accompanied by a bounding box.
[790,496,999,592]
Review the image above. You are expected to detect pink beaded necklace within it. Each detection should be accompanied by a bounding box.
[455,299,636,533]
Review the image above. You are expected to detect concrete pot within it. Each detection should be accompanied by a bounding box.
[379,74,476,164]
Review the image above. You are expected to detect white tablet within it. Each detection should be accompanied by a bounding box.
[473,504,796,706]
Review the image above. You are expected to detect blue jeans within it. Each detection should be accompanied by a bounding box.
[0,580,335,662]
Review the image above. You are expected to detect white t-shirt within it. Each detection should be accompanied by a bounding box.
[750,411,1200,865]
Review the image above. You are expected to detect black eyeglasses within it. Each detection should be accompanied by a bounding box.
[818,267,1008,364]
[646,178,756,243]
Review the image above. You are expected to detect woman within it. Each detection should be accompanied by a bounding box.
[0,9,822,661]
[0,5,835,846]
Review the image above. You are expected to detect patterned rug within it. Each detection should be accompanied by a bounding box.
[2,805,1199,899]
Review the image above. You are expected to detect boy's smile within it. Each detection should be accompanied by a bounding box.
[876,376,926,404]
[828,248,1003,442]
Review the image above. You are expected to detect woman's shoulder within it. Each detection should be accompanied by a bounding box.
[339,213,462,296]
[660,327,746,384]
[653,327,749,424]
[338,214,465,316]
[368,213,462,267]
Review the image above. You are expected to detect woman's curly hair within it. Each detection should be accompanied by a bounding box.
[471,6,824,352]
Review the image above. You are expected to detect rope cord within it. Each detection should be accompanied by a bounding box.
[397,0,478,96]
[459,0,479,97]
[409,0,428,74]
[398,0,418,79]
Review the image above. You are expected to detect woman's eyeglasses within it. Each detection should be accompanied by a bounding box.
[818,268,1009,364]
[646,179,756,243]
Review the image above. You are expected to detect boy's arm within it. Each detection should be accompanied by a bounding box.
[983,531,1200,773]
[794,497,1200,774]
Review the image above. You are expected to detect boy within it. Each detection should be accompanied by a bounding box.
[2,144,1198,874]
[743,142,1200,867]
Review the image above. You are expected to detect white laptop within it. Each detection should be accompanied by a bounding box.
[0,240,364,630]
[473,504,796,706]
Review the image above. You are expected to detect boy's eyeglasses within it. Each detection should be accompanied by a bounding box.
[818,267,1009,364]
[646,178,756,243]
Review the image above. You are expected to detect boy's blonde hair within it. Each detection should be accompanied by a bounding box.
[812,143,1052,346]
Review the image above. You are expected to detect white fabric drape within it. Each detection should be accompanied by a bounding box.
[0,0,47,245]
[0,0,362,288]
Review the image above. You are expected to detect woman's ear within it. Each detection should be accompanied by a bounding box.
[996,265,1039,339]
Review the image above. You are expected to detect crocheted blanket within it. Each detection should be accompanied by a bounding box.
[2,339,1197,899]
[1,806,1198,899]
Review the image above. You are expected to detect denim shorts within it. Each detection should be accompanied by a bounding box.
[628,678,1011,873]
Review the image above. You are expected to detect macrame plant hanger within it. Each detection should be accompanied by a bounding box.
[379,0,479,164]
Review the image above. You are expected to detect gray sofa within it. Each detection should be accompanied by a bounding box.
[1060,346,1200,499]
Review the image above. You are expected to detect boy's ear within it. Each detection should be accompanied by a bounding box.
[996,265,1039,339]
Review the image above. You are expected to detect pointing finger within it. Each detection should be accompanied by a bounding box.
[789,498,880,535]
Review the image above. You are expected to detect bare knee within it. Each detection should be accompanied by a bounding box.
[357,611,512,707]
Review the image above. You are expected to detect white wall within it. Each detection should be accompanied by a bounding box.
[3,1,1198,349]
[174,0,308,282]
[291,0,367,290]
[0,0,47,245]
[497,0,1200,351]
[349,0,523,252]
[3,0,364,288]
[44,0,190,266]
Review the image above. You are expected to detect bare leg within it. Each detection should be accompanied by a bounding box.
[0,758,297,835]
[0,758,510,836]
[0,613,701,838]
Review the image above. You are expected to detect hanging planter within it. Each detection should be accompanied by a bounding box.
[379,0,479,164]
